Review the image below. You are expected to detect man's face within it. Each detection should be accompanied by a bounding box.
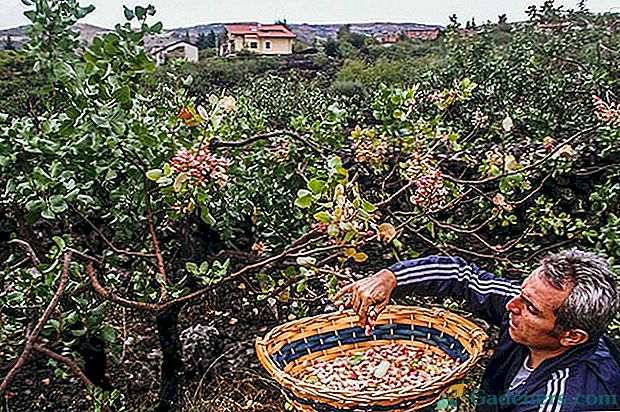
[505,268,571,350]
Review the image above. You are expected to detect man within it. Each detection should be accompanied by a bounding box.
[335,250,620,411]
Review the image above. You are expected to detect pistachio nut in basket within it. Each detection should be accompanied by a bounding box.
[256,305,488,411]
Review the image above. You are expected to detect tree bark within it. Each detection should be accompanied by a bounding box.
[154,302,184,412]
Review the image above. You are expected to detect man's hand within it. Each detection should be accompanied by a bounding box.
[333,269,398,326]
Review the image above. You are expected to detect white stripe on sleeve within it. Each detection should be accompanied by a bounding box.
[538,368,571,412]
[394,262,521,297]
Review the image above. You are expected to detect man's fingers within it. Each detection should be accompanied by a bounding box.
[351,290,361,315]
[358,299,370,327]
[333,283,354,302]
[374,298,388,314]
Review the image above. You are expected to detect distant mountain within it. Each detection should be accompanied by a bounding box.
[289,22,443,44]
[0,23,112,50]
[0,21,444,50]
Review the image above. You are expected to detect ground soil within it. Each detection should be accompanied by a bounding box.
[1,251,493,412]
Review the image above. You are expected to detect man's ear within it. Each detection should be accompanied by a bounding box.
[559,329,589,347]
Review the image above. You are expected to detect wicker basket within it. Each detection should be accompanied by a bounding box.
[256,305,488,412]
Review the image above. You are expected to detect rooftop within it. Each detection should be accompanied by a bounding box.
[224,23,296,38]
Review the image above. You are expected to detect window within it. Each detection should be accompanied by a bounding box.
[265,41,271,49]
[250,41,258,49]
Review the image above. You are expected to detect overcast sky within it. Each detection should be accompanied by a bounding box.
[1,0,619,30]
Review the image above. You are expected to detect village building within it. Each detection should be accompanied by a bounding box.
[374,32,400,46]
[219,23,295,56]
[403,28,441,41]
[150,40,199,66]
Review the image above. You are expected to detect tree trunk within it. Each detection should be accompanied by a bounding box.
[79,334,112,390]
[154,303,184,412]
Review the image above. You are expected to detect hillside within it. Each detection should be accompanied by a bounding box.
[1,21,443,49]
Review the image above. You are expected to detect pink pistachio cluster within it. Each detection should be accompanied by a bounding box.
[471,109,489,128]
[411,169,449,207]
[171,147,229,188]
[593,95,620,126]
[299,343,459,392]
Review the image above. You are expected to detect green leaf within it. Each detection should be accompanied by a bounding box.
[296,257,316,266]
[150,21,163,33]
[91,302,107,316]
[343,231,355,243]
[297,189,312,197]
[49,195,67,213]
[327,224,339,237]
[52,236,65,251]
[26,199,46,213]
[70,327,87,337]
[313,211,331,223]
[112,86,131,104]
[296,278,307,293]
[334,167,349,183]
[182,75,194,86]
[91,114,109,128]
[41,208,56,220]
[362,199,377,213]
[185,262,198,273]
[77,194,94,205]
[100,326,117,343]
[146,169,163,181]
[307,178,326,194]
[200,207,216,225]
[173,172,187,192]
[135,5,146,20]
[123,5,135,20]
[295,195,313,209]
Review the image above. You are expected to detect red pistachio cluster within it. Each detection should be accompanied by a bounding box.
[593,95,620,126]
[411,169,449,207]
[298,343,460,392]
[171,147,229,188]
[472,109,489,128]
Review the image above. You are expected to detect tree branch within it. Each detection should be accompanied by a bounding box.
[377,180,415,208]
[73,208,157,259]
[82,232,326,312]
[144,178,169,303]
[210,130,327,158]
[444,126,598,185]
[0,252,72,396]
[33,344,94,389]
[85,263,161,312]
[7,239,41,266]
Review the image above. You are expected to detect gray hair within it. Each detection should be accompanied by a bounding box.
[541,249,619,340]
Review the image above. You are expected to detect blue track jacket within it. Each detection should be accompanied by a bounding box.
[389,255,620,412]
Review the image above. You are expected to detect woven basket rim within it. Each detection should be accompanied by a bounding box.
[256,305,489,408]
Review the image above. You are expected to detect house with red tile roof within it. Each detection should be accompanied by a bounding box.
[374,32,400,46]
[403,28,441,41]
[219,23,296,56]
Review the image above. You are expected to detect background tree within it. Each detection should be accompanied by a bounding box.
[206,29,217,48]
[323,37,340,57]
[497,13,512,32]
[196,32,208,50]
[4,35,15,51]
